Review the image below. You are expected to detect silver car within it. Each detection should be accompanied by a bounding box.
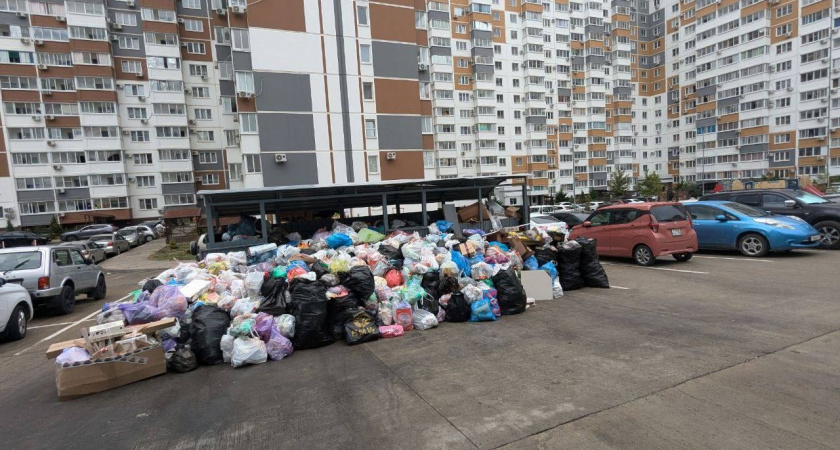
[117,229,142,247]
[121,225,156,243]
[58,241,107,264]
[89,233,131,256]
[0,246,106,314]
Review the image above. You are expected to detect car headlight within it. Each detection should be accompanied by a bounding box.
[755,218,795,229]
[787,215,805,222]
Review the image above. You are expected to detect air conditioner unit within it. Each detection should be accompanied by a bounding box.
[784,32,791,37]
[122,130,131,135]
[188,119,196,125]
[184,88,192,94]
[237,91,254,98]
[55,15,65,22]
[818,137,826,141]
[180,42,188,47]
[52,164,62,170]
[231,5,246,14]
[178,18,185,24]
[418,63,429,71]
[46,115,55,121]
[189,128,197,134]
[20,37,31,45]
[31,115,42,121]
[817,155,826,161]
[16,11,27,17]
[274,153,288,163]
[57,188,66,194]
[201,75,208,80]
[37,64,48,70]
[111,22,123,30]
[43,89,52,96]
[135,72,143,78]
[786,86,793,92]
[216,8,227,15]
[821,39,828,45]
[128,177,136,182]
[34,39,44,46]
[835,68,840,74]
[190,150,199,156]
[821,98,829,103]
[110,35,119,41]
[126,0,135,7]
[138,95,146,101]
[386,152,397,160]
[822,58,829,64]
[140,118,149,124]
[818,117,825,122]
[769,66,776,72]
[233,116,239,122]
[158,209,165,213]
[833,88,839,94]
[47,140,56,146]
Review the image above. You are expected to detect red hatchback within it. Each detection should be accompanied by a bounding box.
[568,202,698,266]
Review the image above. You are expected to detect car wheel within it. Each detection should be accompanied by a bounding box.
[673,252,693,262]
[738,233,769,257]
[65,235,77,242]
[633,244,656,266]
[145,235,153,243]
[92,276,107,300]
[114,246,121,256]
[54,285,75,315]
[4,305,28,341]
[814,220,840,249]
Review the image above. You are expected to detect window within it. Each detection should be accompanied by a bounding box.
[0,76,37,89]
[357,5,368,26]
[365,119,377,138]
[156,126,187,138]
[195,131,215,142]
[367,155,379,174]
[51,151,86,163]
[15,177,52,190]
[79,101,116,114]
[244,154,261,173]
[362,82,374,100]
[240,113,258,133]
[114,11,137,26]
[164,194,195,206]
[222,97,237,114]
[141,8,176,22]
[235,71,255,93]
[194,108,212,120]
[65,1,104,15]
[138,198,158,210]
[161,172,193,183]
[89,173,125,186]
[200,174,220,185]
[192,87,210,98]
[147,56,180,69]
[198,152,218,164]
[185,42,205,54]
[231,28,249,50]
[159,149,190,160]
[84,126,117,138]
[73,51,110,65]
[87,150,122,162]
[12,152,49,165]
[225,130,238,147]
[150,80,183,92]
[118,36,140,50]
[133,153,153,164]
[154,103,185,115]
[360,44,371,63]
[182,0,201,9]
[144,32,178,46]
[229,163,243,181]
[0,50,34,64]
[75,76,113,90]
[215,27,231,45]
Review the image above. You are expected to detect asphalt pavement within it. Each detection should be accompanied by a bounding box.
[1,249,839,449]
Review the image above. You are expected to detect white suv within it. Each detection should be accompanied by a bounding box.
[0,279,33,341]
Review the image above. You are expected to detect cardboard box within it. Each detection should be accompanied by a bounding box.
[457,202,492,223]
[504,206,520,219]
[55,344,166,400]
[508,235,534,260]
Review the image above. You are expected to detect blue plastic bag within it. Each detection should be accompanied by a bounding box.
[287,260,309,271]
[470,298,497,322]
[450,250,471,277]
[523,256,539,270]
[326,233,353,249]
[539,262,558,281]
[435,220,453,233]
[467,255,484,267]
[488,241,509,251]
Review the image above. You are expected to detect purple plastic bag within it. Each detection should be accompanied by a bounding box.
[266,328,293,360]
[162,338,177,352]
[254,312,274,342]
[119,302,159,325]
[150,285,188,320]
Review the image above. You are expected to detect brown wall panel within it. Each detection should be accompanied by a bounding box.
[0,152,9,177]
[30,15,66,28]
[237,97,256,112]
[38,66,75,78]
[46,116,81,127]
[379,150,424,180]
[370,3,417,43]
[140,0,175,9]
[74,65,114,77]
[0,64,37,76]
[247,0,305,31]
[42,92,77,102]
[422,134,433,150]
[70,40,112,52]
[77,90,118,102]
[144,21,178,33]
[1,90,41,102]
[114,57,146,79]
[375,0,414,6]
[179,21,211,39]
[374,78,421,114]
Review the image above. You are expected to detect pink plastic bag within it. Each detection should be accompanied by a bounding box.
[378,324,404,338]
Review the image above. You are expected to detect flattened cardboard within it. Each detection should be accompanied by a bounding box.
[55,345,166,400]
[521,271,554,301]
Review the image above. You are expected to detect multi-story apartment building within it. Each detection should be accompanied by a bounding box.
[1,0,839,228]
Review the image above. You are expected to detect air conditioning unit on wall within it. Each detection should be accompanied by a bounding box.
[275,153,287,163]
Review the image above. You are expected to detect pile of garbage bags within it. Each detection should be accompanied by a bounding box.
[522,237,610,293]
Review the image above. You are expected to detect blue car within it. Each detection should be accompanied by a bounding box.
[683,201,821,257]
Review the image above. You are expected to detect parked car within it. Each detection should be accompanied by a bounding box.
[550,212,590,229]
[58,241,107,264]
[568,202,698,266]
[117,229,142,247]
[529,205,558,215]
[0,246,106,314]
[88,233,131,256]
[700,189,840,249]
[683,201,820,257]
[0,277,33,341]
[122,225,156,243]
[0,231,49,248]
[588,201,606,211]
[529,213,566,230]
[60,224,117,242]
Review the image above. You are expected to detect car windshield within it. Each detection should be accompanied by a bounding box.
[0,252,42,271]
[90,234,112,240]
[532,216,558,224]
[723,202,769,217]
[651,205,689,222]
[791,191,829,204]
[554,214,583,226]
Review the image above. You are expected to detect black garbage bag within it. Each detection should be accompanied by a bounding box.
[311,261,329,279]
[534,246,559,267]
[142,278,162,294]
[558,241,584,291]
[257,277,288,315]
[301,248,317,255]
[167,344,198,373]
[438,275,460,295]
[419,272,440,315]
[444,292,471,322]
[379,245,403,264]
[344,310,380,345]
[340,266,375,300]
[190,306,231,365]
[327,292,360,340]
[492,267,527,315]
[576,238,610,288]
[289,278,335,350]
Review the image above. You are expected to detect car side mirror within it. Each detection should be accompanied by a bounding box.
[583,221,592,227]
[715,215,727,222]
[783,200,796,208]
[84,257,93,265]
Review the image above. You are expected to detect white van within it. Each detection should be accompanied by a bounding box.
[529,205,557,215]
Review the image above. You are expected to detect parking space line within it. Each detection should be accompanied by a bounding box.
[609,285,630,290]
[13,293,132,357]
[601,262,708,275]
[28,319,95,330]
[694,255,774,263]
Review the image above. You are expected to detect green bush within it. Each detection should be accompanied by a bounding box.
[169,242,179,250]
[48,216,63,240]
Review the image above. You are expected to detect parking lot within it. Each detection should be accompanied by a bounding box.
[1,249,839,449]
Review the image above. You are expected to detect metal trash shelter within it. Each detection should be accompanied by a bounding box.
[197,176,530,252]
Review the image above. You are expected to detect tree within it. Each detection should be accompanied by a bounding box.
[682,181,701,199]
[638,171,664,200]
[554,190,571,204]
[607,167,632,198]
[5,221,13,232]
[48,216,63,241]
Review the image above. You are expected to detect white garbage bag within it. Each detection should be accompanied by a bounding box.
[231,336,267,368]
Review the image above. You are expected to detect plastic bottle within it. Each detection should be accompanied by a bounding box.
[394,300,413,331]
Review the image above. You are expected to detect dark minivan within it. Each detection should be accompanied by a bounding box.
[700,189,840,249]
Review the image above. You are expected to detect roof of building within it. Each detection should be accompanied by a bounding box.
[198,176,527,217]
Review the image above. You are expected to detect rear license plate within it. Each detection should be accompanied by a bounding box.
[671,228,683,237]
[811,234,821,241]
